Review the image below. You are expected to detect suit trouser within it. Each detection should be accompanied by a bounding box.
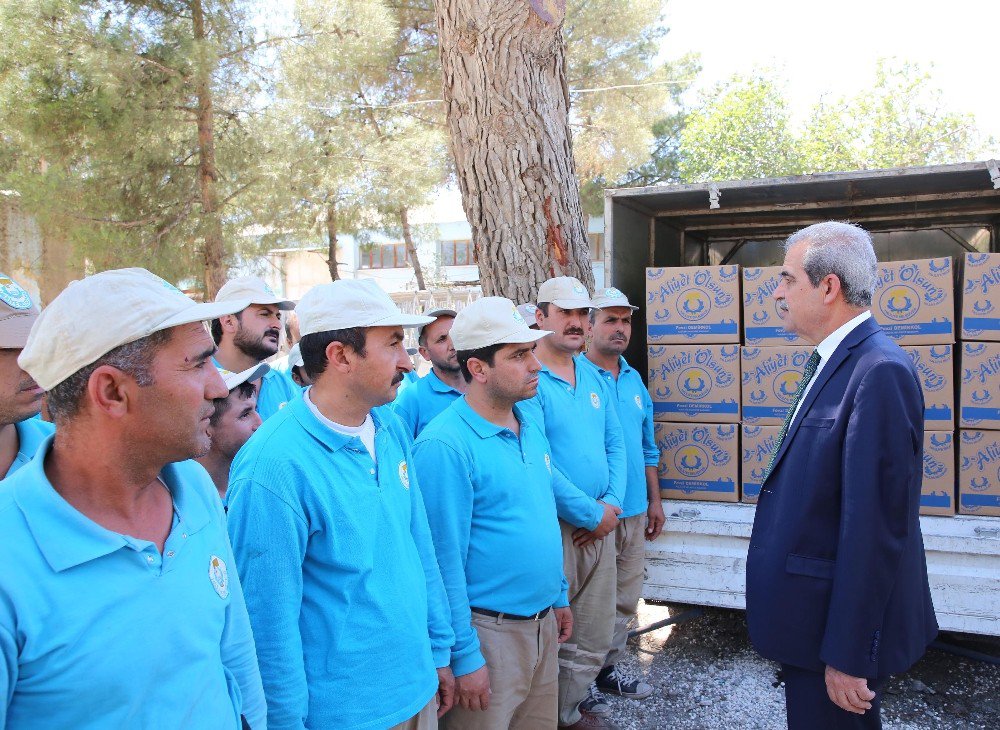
[603,513,646,669]
[557,520,617,727]
[782,664,886,730]
[389,698,438,730]
[442,611,559,730]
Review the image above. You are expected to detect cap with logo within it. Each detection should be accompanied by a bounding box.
[450,296,551,351]
[515,303,538,323]
[0,273,39,349]
[591,286,638,311]
[216,362,270,391]
[215,276,295,311]
[418,306,458,336]
[18,268,249,391]
[296,279,434,337]
[536,276,593,310]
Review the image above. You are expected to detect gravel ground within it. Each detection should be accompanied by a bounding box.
[605,602,1000,729]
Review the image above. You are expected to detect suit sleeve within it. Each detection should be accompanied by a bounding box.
[819,360,924,678]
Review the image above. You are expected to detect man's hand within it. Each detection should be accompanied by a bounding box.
[645,498,665,541]
[554,606,573,643]
[455,665,491,712]
[436,666,456,717]
[824,665,875,715]
[572,501,621,547]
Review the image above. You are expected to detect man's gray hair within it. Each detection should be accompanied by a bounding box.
[785,222,877,308]
[46,329,172,421]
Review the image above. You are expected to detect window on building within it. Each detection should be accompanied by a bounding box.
[438,239,476,266]
[588,233,604,262]
[360,243,408,269]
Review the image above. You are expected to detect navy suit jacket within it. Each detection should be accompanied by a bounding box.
[746,317,938,679]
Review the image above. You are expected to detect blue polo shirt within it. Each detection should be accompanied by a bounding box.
[580,356,659,519]
[391,369,463,438]
[226,396,454,730]
[413,398,569,677]
[256,367,299,420]
[522,354,627,530]
[0,439,265,729]
[2,417,54,481]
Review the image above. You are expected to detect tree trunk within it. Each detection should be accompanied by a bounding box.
[399,206,426,290]
[434,0,594,303]
[192,0,226,300]
[325,202,340,281]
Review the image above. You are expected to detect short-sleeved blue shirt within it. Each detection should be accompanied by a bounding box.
[413,397,569,676]
[580,355,659,518]
[2,417,54,481]
[0,439,265,729]
[255,366,299,420]
[391,369,463,438]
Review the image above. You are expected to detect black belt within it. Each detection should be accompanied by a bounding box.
[471,606,551,622]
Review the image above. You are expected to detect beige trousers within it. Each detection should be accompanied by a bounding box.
[556,520,617,727]
[389,698,437,730]
[442,611,559,730]
[604,513,647,668]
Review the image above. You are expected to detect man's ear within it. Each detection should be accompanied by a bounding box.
[219,313,240,336]
[823,274,843,305]
[324,340,354,373]
[467,357,489,384]
[86,366,134,419]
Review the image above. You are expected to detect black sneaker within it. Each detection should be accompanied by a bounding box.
[578,682,611,715]
[596,664,654,699]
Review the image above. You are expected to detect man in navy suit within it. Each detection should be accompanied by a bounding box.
[746,222,937,729]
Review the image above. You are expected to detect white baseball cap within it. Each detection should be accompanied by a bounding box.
[450,297,551,351]
[536,276,593,310]
[591,286,638,311]
[216,362,270,390]
[0,273,39,349]
[515,303,538,323]
[215,276,295,311]
[19,268,248,391]
[296,279,433,336]
[287,342,304,369]
[418,306,458,335]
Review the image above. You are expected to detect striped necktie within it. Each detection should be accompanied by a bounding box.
[762,349,821,481]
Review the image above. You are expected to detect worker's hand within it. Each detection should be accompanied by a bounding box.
[645,498,665,541]
[455,665,491,712]
[824,665,875,715]
[436,666,456,717]
[554,606,574,643]
[594,501,622,538]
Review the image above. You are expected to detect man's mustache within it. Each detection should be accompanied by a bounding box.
[391,372,404,385]
[564,328,585,336]
[263,328,280,339]
[777,300,789,313]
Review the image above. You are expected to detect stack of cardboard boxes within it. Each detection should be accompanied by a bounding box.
[958,253,1000,517]
[646,266,742,502]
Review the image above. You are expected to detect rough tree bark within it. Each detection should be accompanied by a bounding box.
[399,207,427,290]
[325,201,341,281]
[434,0,594,302]
[192,0,226,299]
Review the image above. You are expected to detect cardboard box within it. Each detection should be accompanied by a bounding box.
[740,424,780,504]
[959,342,1000,430]
[961,252,1000,341]
[742,266,809,346]
[902,345,955,429]
[921,431,956,516]
[741,346,814,425]
[958,430,1000,516]
[655,422,739,502]
[646,265,741,343]
[647,345,741,423]
[871,257,955,345]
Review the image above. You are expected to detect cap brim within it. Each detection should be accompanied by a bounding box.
[0,312,38,349]
[257,296,296,311]
[422,308,457,319]
[496,329,551,345]
[371,312,436,328]
[594,302,639,311]
[223,362,270,389]
[545,298,594,310]
[160,299,251,329]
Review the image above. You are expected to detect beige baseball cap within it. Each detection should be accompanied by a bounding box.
[296,279,434,337]
[591,286,638,311]
[515,303,538,322]
[418,306,458,335]
[287,342,304,369]
[19,268,249,390]
[215,276,295,311]
[536,276,593,310]
[450,296,550,351]
[0,273,39,349]
[216,362,269,391]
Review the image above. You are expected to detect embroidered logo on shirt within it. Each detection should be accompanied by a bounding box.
[634,394,642,409]
[544,453,551,473]
[398,460,410,489]
[209,555,230,599]
[590,392,601,409]
[278,401,288,409]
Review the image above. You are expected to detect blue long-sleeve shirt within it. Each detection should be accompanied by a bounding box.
[391,369,463,438]
[2,417,53,481]
[522,355,627,529]
[580,356,660,518]
[0,441,265,729]
[412,398,569,677]
[226,398,454,730]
